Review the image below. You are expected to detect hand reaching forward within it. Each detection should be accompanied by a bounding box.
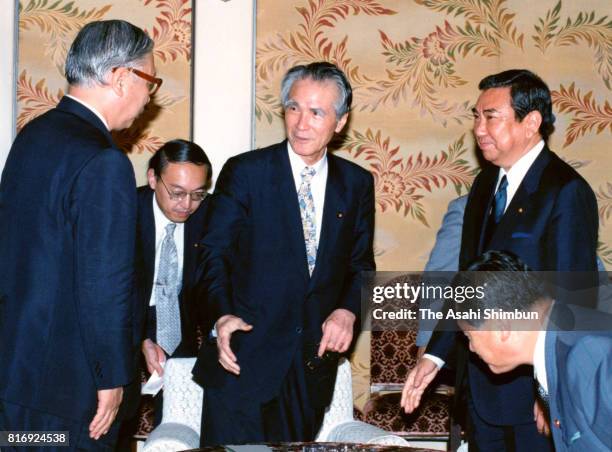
[318,308,356,357]
[400,357,440,413]
[89,387,123,440]
[216,314,253,375]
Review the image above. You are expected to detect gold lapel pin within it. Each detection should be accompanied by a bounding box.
[518,207,524,214]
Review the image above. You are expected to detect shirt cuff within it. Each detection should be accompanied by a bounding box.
[423,353,445,369]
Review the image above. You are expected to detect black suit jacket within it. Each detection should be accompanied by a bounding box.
[192,141,375,406]
[427,146,599,425]
[0,97,137,422]
[135,187,209,357]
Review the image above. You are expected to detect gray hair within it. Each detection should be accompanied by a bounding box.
[280,62,353,119]
[65,20,154,86]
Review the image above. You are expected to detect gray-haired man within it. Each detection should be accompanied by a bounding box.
[0,20,159,450]
[193,61,375,445]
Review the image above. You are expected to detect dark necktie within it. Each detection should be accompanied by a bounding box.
[492,175,508,224]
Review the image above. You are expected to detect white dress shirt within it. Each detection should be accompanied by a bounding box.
[494,140,545,213]
[424,141,546,369]
[65,94,110,130]
[533,328,549,394]
[148,194,185,306]
[287,142,328,246]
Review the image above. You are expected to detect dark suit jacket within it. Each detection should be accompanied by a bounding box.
[135,187,209,357]
[0,97,137,422]
[192,140,375,406]
[427,146,599,425]
[545,304,612,451]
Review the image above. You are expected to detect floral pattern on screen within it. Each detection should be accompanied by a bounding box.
[256,0,612,270]
[17,0,193,185]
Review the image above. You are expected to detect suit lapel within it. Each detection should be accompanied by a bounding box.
[271,143,311,283]
[474,166,499,254]
[489,148,551,246]
[309,155,347,287]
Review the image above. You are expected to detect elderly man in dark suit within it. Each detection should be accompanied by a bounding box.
[402,69,599,451]
[192,62,375,445]
[0,20,159,450]
[455,251,612,452]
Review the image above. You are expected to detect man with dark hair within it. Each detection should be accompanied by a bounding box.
[402,69,599,451]
[192,61,375,445]
[0,20,157,449]
[137,139,211,382]
[455,251,612,452]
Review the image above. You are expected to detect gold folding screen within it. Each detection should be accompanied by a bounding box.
[256,0,611,407]
[256,0,612,272]
[17,0,193,185]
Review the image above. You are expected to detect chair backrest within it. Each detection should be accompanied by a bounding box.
[162,357,203,433]
[371,274,421,391]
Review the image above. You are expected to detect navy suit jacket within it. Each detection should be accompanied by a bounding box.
[0,97,137,422]
[192,141,375,405]
[427,146,599,425]
[135,187,209,357]
[545,304,612,451]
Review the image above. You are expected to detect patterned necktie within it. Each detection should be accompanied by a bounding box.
[536,381,550,412]
[156,222,181,356]
[492,175,508,224]
[298,167,317,276]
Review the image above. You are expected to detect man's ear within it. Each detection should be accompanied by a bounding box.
[109,67,128,97]
[334,112,349,133]
[524,110,542,139]
[147,168,157,190]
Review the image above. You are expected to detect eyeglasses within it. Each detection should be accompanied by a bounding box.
[112,66,163,95]
[159,176,207,202]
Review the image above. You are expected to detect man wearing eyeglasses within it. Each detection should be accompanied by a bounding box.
[134,140,211,420]
[0,20,158,450]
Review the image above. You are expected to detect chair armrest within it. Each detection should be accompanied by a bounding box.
[315,358,354,441]
[325,420,411,446]
[142,422,200,452]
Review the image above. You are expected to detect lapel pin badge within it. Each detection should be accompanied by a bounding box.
[518,207,524,214]
[336,211,344,219]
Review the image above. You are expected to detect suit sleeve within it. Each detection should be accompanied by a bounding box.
[547,178,599,306]
[417,195,466,347]
[198,157,250,323]
[565,335,612,449]
[73,149,137,389]
[338,171,376,316]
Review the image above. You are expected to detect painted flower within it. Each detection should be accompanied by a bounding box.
[376,171,406,199]
[422,31,449,66]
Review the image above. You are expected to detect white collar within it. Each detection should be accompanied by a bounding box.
[287,141,328,178]
[533,328,548,393]
[498,140,544,188]
[65,94,110,130]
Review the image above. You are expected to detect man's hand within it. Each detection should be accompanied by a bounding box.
[400,357,440,413]
[318,308,356,357]
[534,400,551,436]
[216,314,253,375]
[89,387,123,440]
[142,339,166,376]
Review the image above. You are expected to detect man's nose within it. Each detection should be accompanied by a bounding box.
[473,117,486,136]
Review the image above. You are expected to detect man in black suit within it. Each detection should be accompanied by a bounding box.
[137,139,211,380]
[192,62,375,445]
[402,69,598,451]
[0,20,158,450]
